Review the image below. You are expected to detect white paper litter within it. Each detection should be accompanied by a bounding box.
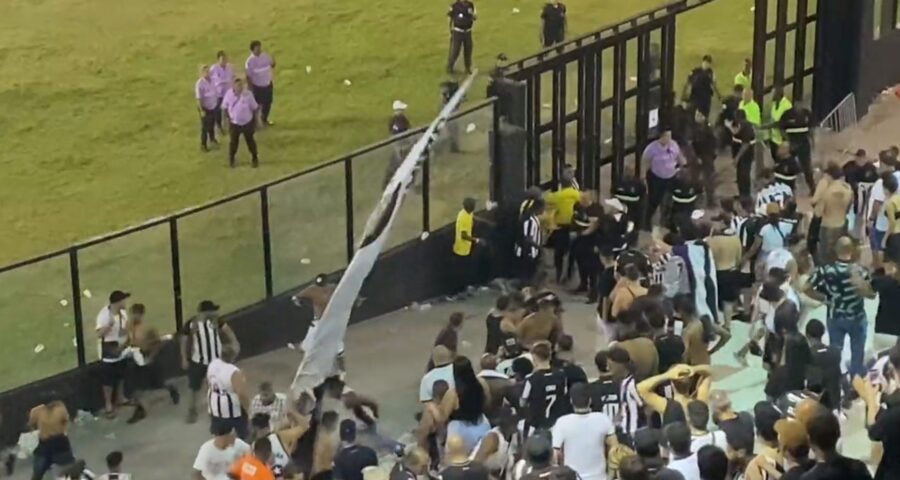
[72,337,77,347]
[82,289,92,298]
[300,258,311,264]
[420,231,430,240]
[512,7,520,13]
[343,79,352,86]
[60,299,68,307]
[465,123,476,133]
[34,344,45,354]
[306,65,313,74]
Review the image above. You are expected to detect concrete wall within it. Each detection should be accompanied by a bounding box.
[856,0,900,114]
[0,224,492,446]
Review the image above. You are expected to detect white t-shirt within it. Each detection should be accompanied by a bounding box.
[690,431,727,452]
[765,248,794,273]
[551,411,614,480]
[193,438,251,480]
[868,172,900,231]
[754,283,800,332]
[758,221,793,257]
[668,454,701,480]
[419,363,455,402]
[96,306,128,362]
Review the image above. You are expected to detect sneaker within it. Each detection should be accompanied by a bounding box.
[186,407,198,424]
[127,405,146,424]
[167,385,180,405]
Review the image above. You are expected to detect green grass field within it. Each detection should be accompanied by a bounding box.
[0,0,764,390]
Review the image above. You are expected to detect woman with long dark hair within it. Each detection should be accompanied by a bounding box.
[439,356,490,453]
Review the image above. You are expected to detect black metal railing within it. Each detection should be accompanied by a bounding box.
[0,99,496,393]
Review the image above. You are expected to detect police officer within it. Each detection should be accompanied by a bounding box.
[716,84,743,149]
[447,0,476,74]
[731,109,756,197]
[684,54,720,120]
[692,113,718,207]
[780,98,815,193]
[614,167,646,237]
[773,143,801,192]
[384,100,411,187]
[569,200,601,299]
[540,0,567,47]
[667,168,701,233]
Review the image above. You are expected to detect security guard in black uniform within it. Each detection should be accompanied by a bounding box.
[570,202,602,300]
[692,115,718,207]
[614,168,646,238]
[780,98,814,193]
[540,0,567,47]
[667,168,701,233]
[773,143,801,192]
[447,0,476,74]
[716,84,743,150]
[683,54,720,120]
[731,109,757,197]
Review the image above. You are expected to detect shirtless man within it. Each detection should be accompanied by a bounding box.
[29,400,74,480]
[123,304,179,424]
[811,163,853,265]
[291,274,345,370]
[248,412,311,478]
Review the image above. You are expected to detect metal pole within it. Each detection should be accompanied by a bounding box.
[69,249,86,367]
[751,0,768,104]
[169,218,184,332]
[344,158,355,262]
[773,0,789,87]
[422,148,431,232]
[260,187,274,298]
[491,99,502,200]
[612,41,627,195]
[793,0,810,99]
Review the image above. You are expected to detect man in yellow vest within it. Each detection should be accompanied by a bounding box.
[545,179,581,283]
[739,87,763,178]
[734,58,751,90]
[452,197,481,295]
[765,85,792,162]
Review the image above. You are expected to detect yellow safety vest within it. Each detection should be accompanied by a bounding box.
[770,98,793,145]
[734,71,751,89]
[740,100,762,127]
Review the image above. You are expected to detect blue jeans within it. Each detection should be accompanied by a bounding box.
[827,309,867,378]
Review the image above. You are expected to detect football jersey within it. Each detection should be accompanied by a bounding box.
[520,368,569,432]
[588,377,621,420]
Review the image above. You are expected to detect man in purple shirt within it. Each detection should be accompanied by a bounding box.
[245,40,276,126]
[641,129,685,228]
[209,51,235,133]
[195,65,220,152]
[221,78,260,167]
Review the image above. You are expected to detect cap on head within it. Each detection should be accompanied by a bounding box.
[198,300,220,313]
[109,290,130,304]
[392,100,408,111]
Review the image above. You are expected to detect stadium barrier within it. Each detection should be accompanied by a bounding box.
[818,93,859,134]
[0,99,499,444]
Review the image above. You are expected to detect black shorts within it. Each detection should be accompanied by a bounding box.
[188,362,208,391]
[716,270,744,303]
[100,360,127,387]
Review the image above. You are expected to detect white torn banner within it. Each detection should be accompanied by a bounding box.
[290,72,478,396]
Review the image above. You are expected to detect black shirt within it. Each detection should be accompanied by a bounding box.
[715,411,754,449]
[808,344,843,410]
[720,94,741,123]
[440,461,490,480]
[781,460,816,480]
[484,311,504,354]
[732,122,756,151]
[655,333,686,373]
[333,444,379,480]
[869,400,900,480]
[541,2,566,33]
[614,178,646,204]
[774,155,802,186]
[800,455,873,480]
[688,67,715,99]
[871,274,900,336]
[520,368,569,431]
[448,1,476,30]
[389,113,410,135]
[521,466,578,480]
[390,463,417,480]
[588,377,621,419]
[692,123,718,162]
[670,178,699,208]
[780,107,813,141]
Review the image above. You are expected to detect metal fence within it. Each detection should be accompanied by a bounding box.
[0,99,497,393]
[818,93,859,133]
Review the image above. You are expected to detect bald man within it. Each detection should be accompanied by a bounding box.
[710,390,754,447]
[440,435,490,480]
[805,236,876,378]
[390,447,430,480]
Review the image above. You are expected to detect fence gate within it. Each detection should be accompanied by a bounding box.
[499,0,715,193]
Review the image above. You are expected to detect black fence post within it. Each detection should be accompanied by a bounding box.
[422,149,431,232]
[344,158,355,262]
[169,218,184,332]
[751,0,768,104]
[69,249,86,367]
[260,187,274,298]
[611,41,627,195]
[491,99,502,200]
[793,0,810,99]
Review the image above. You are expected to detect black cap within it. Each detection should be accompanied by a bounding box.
[339,419,356,441]
[702,54,713,62]
[109,290,130,304]
[633,428,662,457]
[198,300,220,313]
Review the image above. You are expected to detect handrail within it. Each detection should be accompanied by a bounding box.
[0,98,496,275]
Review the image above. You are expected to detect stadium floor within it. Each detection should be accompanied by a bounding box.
[5,289,885,478]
